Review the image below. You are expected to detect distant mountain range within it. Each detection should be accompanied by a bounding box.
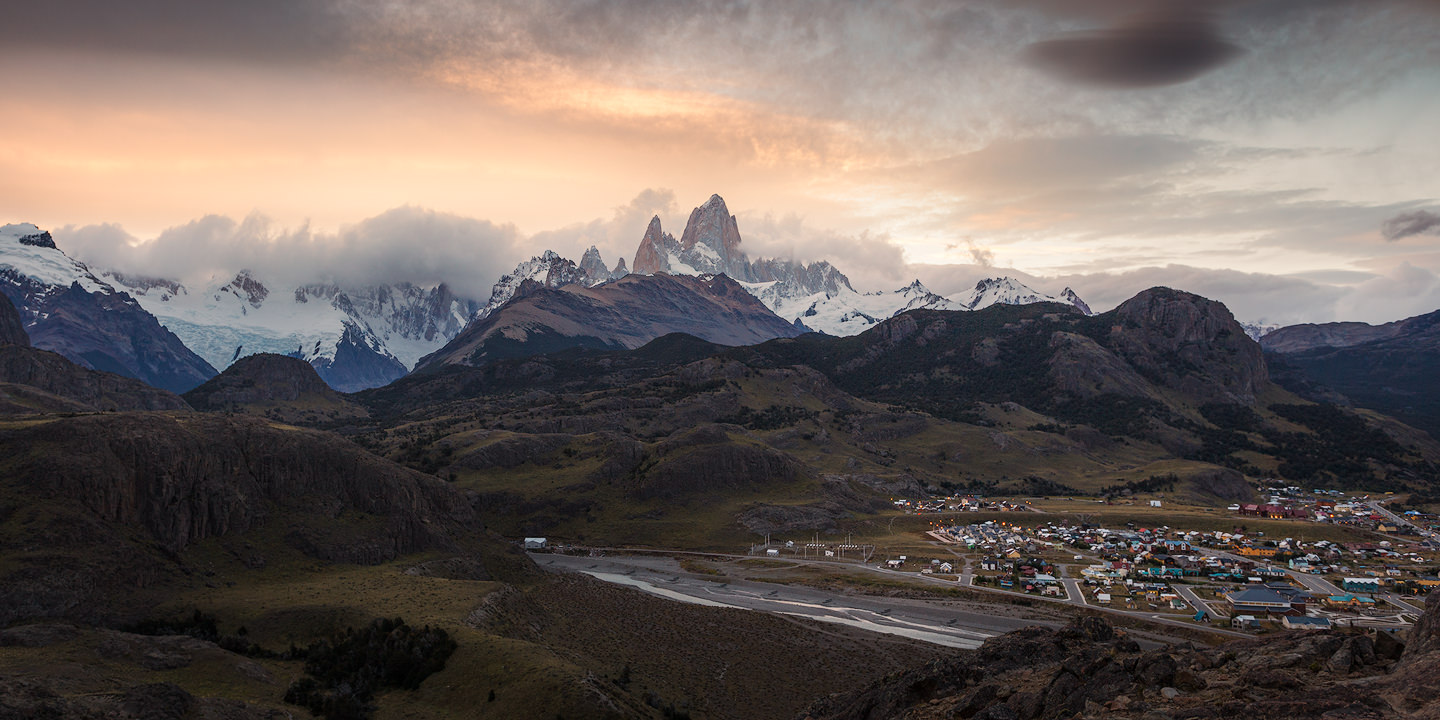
[3,195,1436,406]
[626,194,1095,336]
[0,223,216,393]
[103,269,480,392]
[1263,309,1440,438]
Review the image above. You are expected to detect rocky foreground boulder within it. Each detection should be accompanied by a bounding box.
[805,592,1440,720]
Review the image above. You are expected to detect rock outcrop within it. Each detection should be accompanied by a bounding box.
[0,291,28,347]
[806,594,1440,720]
[1109,287,1267,405]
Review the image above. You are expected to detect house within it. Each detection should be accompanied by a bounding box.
[523,537,548,550]
[1237,546,1279,558]
[1343,577,1382,593]
[1228,587,1299,616]
[1232,615,1261,630]
[980,558,1001,571]
[1325,594,1378,609]
[1283,616,1333,630]
[938,562,953,573]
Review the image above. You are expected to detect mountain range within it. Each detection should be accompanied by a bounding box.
[4,193,1437,441]
[1263,309,1440,438]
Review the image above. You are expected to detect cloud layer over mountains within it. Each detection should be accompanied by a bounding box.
[54,190,1440,328]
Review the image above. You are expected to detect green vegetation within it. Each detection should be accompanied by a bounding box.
[284,617,457,720]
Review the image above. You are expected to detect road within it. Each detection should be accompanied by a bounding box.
[1171,584,1224,619]
[1370,500,1434,539]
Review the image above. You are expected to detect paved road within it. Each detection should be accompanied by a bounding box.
[1370,500,1434,539]
[1209,548,1342,596]
[1172,584,1224,619]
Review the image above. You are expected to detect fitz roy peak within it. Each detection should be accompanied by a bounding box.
[626,194,1095,336]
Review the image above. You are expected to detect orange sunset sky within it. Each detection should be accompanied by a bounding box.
[2,0,1439,324]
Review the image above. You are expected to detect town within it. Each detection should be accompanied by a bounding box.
[761,487,1440,634]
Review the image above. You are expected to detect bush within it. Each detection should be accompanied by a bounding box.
[284,617,458,720]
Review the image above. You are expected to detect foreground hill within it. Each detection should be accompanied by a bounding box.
[416,272,804,370]
[183,352,368,424]
[0,346,955,719]
[1263,309,1440,439]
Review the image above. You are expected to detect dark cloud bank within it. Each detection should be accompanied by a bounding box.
[1024,5,1243,87]
[1382,209,1440,240]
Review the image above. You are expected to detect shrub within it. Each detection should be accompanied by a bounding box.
[284,617,458,720]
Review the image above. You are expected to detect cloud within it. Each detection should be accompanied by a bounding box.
[60,207,525,299]
[733,212,910,291]
[527,188,680,271]
[1024,5,1244,88]
[1381,209,1440,240]
[1334,262,1440,322]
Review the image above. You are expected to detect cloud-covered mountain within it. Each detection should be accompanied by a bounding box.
[103,269,482,393]
[0,223,216,393]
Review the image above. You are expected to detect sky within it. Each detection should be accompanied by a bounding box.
[3,0,1440,326]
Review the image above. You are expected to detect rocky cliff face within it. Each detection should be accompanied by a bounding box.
[806,596,1439,720]
[1108,287,1268,405]
[677,194,750,280]
[0,411,478,624]
[579,245,615,284]
[0,291,27,347]
[632,215,679,276]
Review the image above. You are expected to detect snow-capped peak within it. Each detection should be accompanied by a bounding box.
[952,276,1092,315]
[475,250,589,321]
[1060,287,1093,316]
[1,223,111,295]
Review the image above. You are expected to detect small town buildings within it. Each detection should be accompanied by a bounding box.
[1283,616,1333,630]
[523,537,548,550]
[1228,587,1299,616]
[1325,594,1378,609]
[1343,577,1382,593]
